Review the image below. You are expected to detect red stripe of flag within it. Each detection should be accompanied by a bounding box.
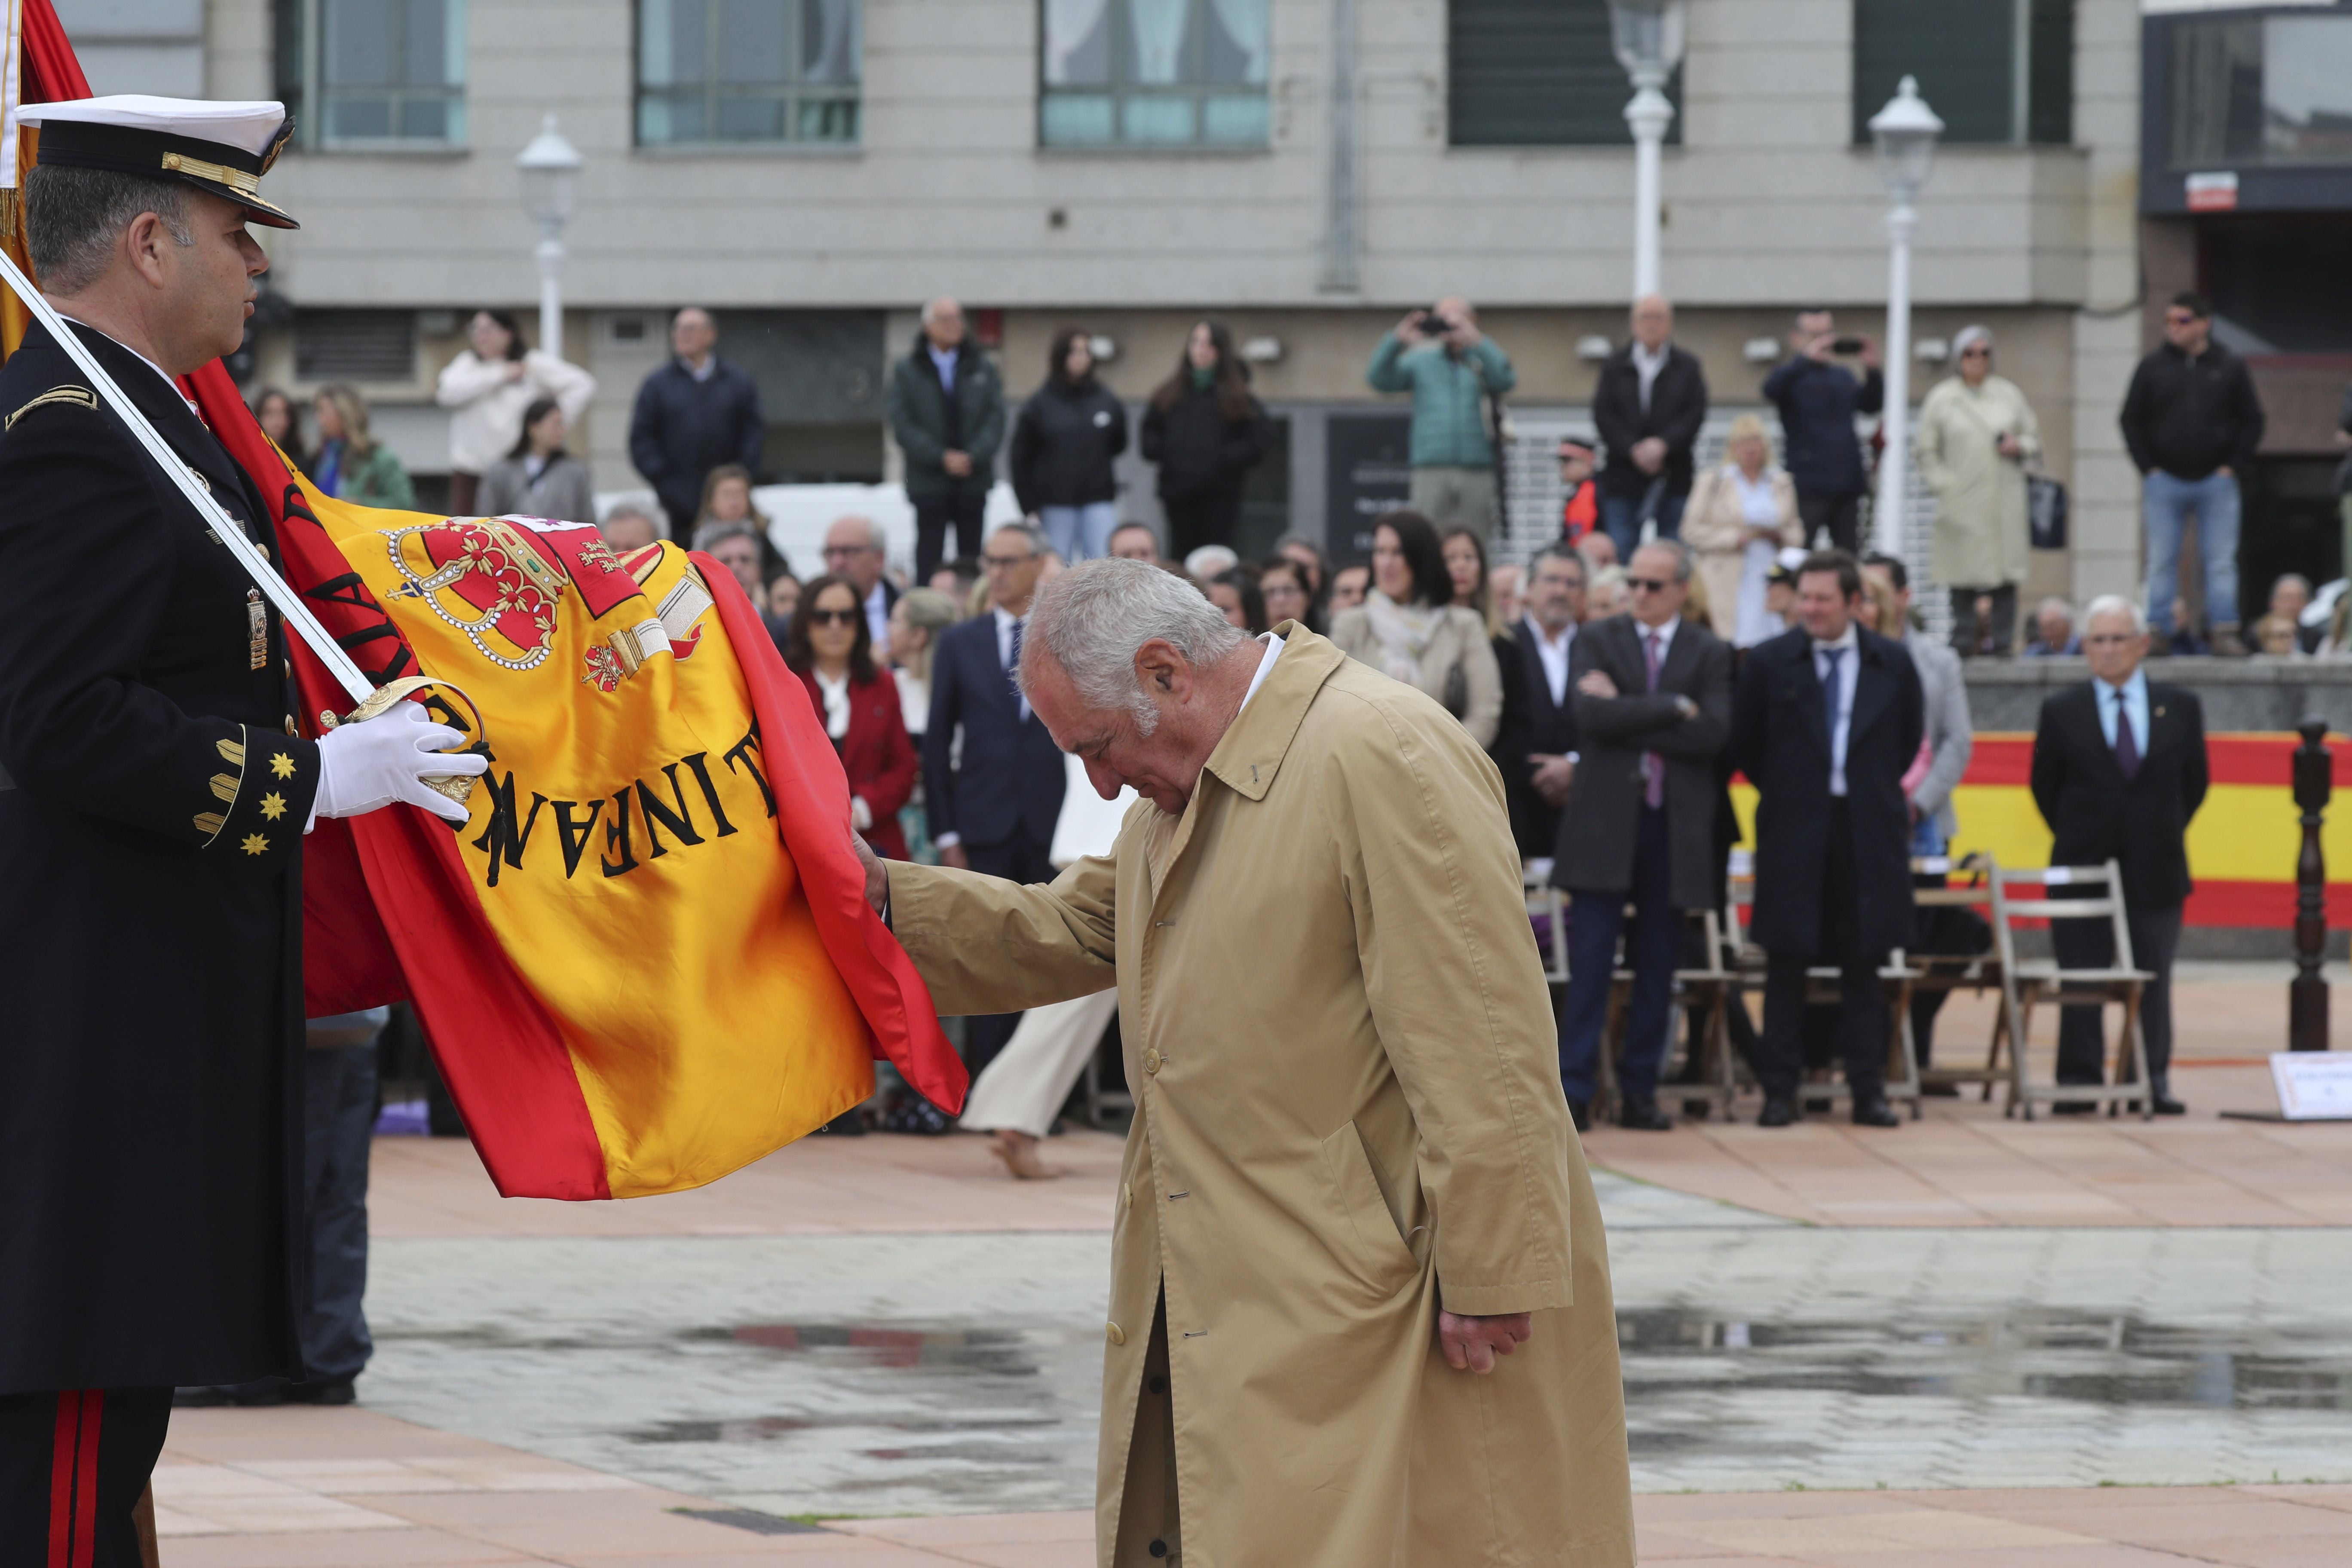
[70,1391,100,1568]
[1959,732,2352,790]
[46,1392,77,1568]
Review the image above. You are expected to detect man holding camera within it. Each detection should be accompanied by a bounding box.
[1764,308,1885,554]
[1367,297,1516,540]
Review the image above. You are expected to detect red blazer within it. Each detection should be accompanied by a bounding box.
[796,663,917,861]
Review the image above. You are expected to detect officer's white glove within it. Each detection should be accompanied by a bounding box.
[309,702,488,827]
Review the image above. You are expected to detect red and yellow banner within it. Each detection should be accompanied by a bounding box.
[1733,732,2352,928]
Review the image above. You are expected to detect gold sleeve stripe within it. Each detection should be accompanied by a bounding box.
[194,812,227,836]
[217,737,246,766]
[210,773,240,803]
[5,386,98,432]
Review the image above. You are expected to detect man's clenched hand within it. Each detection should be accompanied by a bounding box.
[1439,1311,1532,1374]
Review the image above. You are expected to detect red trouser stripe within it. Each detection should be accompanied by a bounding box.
[46,1390,103,1568]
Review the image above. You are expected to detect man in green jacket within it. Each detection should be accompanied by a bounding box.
[887,297,1008,581]
[1366,297,1516,540]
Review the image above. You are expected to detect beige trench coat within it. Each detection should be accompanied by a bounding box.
[1916,372,2040,588]
[1326,600,1504,749]
[891,626,1633,1568]
[1678,464,1802,643]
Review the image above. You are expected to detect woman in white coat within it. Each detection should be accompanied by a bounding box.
[435,309,597,514]
[1916,324,2040,657]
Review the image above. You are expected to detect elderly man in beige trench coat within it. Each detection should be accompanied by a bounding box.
[854,557,1635,1568]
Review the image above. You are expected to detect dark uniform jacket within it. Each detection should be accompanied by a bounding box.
[1592,343,1709,501]
[0,321,322,1395]
[2030,680,2208,910]
[1489,621,1579,860]
[1731,623,1921,957]
[1551,612,1731,909]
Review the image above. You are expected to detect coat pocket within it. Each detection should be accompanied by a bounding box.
[1319,1119,1420,1287]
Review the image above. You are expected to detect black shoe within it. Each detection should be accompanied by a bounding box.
[880,1094,955,1136]
[2152,1095,2187,1116]
[1757,1095,1801,1128]
[1803,1096,1832,1115]
[1852,1096,1901,1129]
[1569,1099,1592,1133]
[814,1110,868,1136]
[286,1379,357,1406]
[1618,1097,1674,1132]
[174,1379,287,1408]
[2051,1099,2099,1116]
[1920,1082,1960,1098]
[1681,1099,1713,1121]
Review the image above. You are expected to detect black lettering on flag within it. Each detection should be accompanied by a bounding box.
[470,772,545,887]
[601,787,639,877]
[722,725,775,818]
[635,764,706,858]
[551,798,606,879]
[680,751,738,838]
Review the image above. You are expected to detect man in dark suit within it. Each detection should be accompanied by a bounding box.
[924,521,1066,1076]
[1491,543,1584,862]
[2029,596,2208,1113]
[1551,542,1731,1131]
[627,307,766,540]
[1592,294,1709,560]
[0,97,481,1563]
[1731,551,1923,1128]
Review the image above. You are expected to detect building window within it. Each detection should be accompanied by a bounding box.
[637,0,860,146]
[1449,0,1680,148]
[275,0,466,147]
[1040,0,1271,149]
[2168,12,2352,170]
[295,310,419,382]
[1852,0,2072,147]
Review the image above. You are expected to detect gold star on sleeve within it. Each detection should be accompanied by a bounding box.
[268,751,297,779]
[259,792,288,821]
[241,833,271,856]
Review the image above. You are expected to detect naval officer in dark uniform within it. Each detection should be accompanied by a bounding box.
[0,96,485,1566]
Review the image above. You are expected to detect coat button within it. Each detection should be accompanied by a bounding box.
[1106,1321,1126,1346]
[283,715,298,735]
[1142,1048,1162,1075]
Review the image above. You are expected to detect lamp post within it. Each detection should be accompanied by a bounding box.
[516,115,583,359]
[1867,76,1943,557]
[1609,0,1686,300]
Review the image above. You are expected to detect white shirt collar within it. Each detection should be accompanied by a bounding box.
[1813,623,1860,655]
[1524,613,1574,651]
[1633,613,1679,655]
[683,354,716,382]
[1239,632,1286,712]
[1631,340,1668,372]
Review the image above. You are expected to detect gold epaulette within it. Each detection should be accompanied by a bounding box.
[5,385,98,432]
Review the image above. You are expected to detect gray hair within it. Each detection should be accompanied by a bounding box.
[990,519,1047,557]
[1533,542,1586,580]
[2035,595,2074,624]
[1022,557,1251,735]
[25,165,193,295]
[2082,594,2148,635]
[692,519,762,553]
[1953,324,1994,358]
[1629,536,1694,583]
[921,296,962,326]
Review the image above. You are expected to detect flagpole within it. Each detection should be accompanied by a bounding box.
[0,246,374,704]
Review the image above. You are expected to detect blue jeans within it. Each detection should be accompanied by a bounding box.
[303,1034,379,1382]
[2143,470,2242,634]
[1040,502,1118,564]
[1558,805,1680,1107]
[1600,490,1688,563]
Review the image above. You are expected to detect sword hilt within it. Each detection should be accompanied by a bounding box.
[319,675,487,810]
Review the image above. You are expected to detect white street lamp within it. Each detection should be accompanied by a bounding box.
[1609,0,1686,300]
[1868,76,1943,557]
[517,115,583,359]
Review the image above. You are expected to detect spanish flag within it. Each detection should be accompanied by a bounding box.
[4,0,964,1199]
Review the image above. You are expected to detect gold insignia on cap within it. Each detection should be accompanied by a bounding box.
[269,752,297,779]
[260,792,288,821]
[160,150,261,198]
[242,833,271,856]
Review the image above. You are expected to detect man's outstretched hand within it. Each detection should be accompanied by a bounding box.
[1439,1311,1532,1374]
[851,826,888,916]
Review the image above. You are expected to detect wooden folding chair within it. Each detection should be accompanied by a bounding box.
[1994,860,2155,1121]
[1725,875,1922,1115]
[1898,852,2030,1102]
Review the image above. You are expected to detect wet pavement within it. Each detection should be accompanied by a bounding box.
[354,1179,2352,1518]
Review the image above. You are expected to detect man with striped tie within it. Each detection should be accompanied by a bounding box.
[2030,596,2208,1114]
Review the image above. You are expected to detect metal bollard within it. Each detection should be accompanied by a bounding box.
[2291,717,2331,1053]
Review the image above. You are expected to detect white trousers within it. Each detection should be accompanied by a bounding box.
[959,988,1120,1137]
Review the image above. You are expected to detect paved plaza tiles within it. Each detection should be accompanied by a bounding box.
[165,965,2352,1563]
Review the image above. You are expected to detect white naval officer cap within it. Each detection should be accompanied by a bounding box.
[17,95,298,229]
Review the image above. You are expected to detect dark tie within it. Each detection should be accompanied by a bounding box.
[1007,616,1031,720]
[1642,630,1664,809]
[2114,698,2141,781]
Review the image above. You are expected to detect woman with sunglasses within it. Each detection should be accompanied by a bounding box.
[1917,324,2041,658]
[785,574,917,861]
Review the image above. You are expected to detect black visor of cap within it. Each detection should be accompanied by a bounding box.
[34,118,299,229]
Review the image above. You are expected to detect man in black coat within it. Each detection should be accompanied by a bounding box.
[1731,551,1923,1128]
[627,307,766,540]
[1762,309,1885,554]
[1552,542,1731,1131]
[2029,597,2208,1113]
[888,297,1009,583]
[923,523,1066,1076]
[1491,543,1584,861]
[0,98,479,1565]
[1592,294,1709,562]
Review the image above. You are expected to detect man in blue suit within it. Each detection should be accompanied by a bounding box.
[923,521,1067,1075]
